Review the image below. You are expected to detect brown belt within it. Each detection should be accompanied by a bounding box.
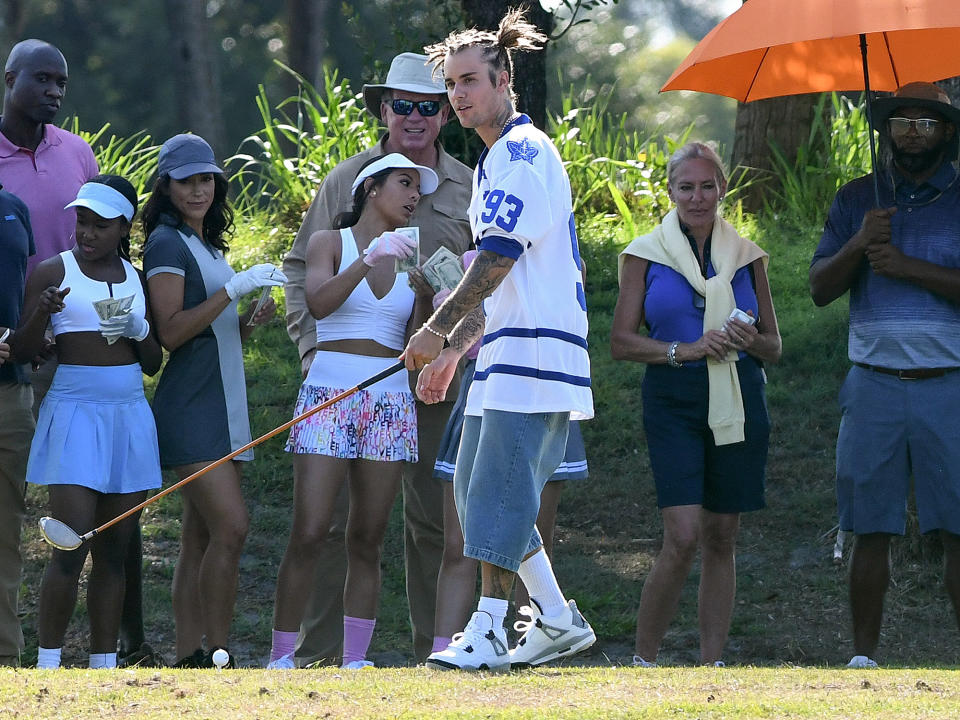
[854,362,960,380]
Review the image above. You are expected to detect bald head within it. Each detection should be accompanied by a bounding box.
[5,39,66,75]
[2,39,68,134]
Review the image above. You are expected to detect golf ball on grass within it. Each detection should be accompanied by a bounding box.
[211,648,229,668]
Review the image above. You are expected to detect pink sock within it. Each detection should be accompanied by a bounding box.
[342,616,376,665]
[270,629,298,662]
[432,636,452,654]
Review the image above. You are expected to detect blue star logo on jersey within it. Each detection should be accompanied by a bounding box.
[506,138,538,165]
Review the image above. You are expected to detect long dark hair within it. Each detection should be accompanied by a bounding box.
[86,174,138,261]
[141,173,234,252]
[333,157,396,229]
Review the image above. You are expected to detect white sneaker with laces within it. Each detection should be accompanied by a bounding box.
[509,599,596,668]
[632,655,657,667]
[425,611,510,671]
[846,655,878,669]
[266,653,295,670]
[341,659,375,670]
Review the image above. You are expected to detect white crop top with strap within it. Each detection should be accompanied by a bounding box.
[50,250,147,336]
[314,228,415,351]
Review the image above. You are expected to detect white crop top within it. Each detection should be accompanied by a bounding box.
[50,250,147,336]
[314,228,415,351]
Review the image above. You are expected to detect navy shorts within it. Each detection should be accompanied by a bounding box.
[641,358,769,513]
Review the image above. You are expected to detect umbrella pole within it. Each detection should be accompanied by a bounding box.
[860,33,881,207]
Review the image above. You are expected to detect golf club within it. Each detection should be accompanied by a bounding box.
[38,358,407,551]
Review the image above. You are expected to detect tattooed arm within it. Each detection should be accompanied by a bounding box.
[403,249,514,371]
[415,306,486,404]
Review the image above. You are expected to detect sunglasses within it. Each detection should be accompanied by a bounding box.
[388,98,441,117]
[888,117,941,137]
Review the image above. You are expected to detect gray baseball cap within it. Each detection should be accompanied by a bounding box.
[157,134,223,180]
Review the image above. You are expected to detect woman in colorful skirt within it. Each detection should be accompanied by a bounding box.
[267,154,436,670]
[19,175,162,669]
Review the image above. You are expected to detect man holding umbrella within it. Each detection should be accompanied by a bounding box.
[810,82,960,668]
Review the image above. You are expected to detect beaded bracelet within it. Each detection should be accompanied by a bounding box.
[667,340,683,368]
[422,323,446,340]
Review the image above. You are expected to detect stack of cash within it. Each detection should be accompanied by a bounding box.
[394,226,421,274]
[92,295,135,345]
[421,246,464,293]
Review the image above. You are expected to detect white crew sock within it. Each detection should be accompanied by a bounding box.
[37,647,62,669]
[517,548,566,617]
[89,652,117,669]
[477,596,509,632]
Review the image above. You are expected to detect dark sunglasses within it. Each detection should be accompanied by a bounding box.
[388,98,441,117]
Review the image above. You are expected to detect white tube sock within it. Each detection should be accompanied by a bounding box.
[477,596,509,631]
[89,652,117,669]
[517,548,566,617]
[37,647,61,669]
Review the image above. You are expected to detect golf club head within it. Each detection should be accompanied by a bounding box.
[38,516,83,551]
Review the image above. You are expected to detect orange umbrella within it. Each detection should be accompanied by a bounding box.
[662,0,960,101]
[661,0,960,204]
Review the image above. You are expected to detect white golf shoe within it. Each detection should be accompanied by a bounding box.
[509,599,596,668]
[425,611,510,671]
[846,655,879,669]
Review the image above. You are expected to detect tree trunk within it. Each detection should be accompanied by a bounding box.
[730,94,821,213]
[459,0,553,129]
[0,1,28,57]
[286,0,332,89]
[162,0,227,159]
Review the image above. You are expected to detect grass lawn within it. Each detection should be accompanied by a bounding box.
[2,666,959,719]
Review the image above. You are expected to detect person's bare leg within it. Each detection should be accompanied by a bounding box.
[342,459,402,619]
[433,483,478,639]
[697,510,740,664]
[481,562,517,601]
[172,494,208,661]
[634,504,701,662]
[176,461,248,652]
[849,532,892,659]
[940,531,960,633]
[87,495,145,653]
[272,454,347,631]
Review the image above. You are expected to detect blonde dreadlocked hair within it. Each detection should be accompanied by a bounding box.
[425,7,547,103]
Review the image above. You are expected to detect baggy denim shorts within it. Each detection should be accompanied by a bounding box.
[453,409,570,572]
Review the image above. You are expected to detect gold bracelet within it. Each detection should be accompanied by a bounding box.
[422,323,446,340]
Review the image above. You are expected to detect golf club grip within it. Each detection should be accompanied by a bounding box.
[85,358,407,540]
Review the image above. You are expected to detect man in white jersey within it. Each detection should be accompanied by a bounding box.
[404,10,594,671]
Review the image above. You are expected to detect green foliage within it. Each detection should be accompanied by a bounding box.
[548,84,690,229]
[764,93,872,238]
[226,63,381,226]
[63,119,160,200]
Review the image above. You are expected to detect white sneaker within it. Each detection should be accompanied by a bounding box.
[633,655,657,668]
[341,659,374,670]
[425,611,509,671]
[266,653,295,669]
[846,655,878,669]
[509,599,596,668]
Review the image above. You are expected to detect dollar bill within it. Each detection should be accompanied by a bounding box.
[422,246,464,292]
[394,226,420,274]
[93,295,136,344]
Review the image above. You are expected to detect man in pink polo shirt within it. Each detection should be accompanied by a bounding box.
[0,39,98,280]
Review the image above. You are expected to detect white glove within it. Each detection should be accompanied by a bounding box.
[363,232,416,268]
[100,313,150,343]
[224,263,287,300]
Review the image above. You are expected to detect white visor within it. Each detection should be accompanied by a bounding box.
[350,153,439,195]
[65,182,135,222]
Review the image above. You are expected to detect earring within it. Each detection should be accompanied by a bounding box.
[371,191,377,197]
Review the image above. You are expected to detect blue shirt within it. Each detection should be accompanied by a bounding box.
[0,189,34,385]
[813,162,960,368]
[645,260,758,367]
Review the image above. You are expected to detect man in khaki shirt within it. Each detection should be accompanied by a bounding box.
[282,52,473,664]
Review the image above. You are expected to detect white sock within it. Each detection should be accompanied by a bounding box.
[89,652,117,669]
[477,596,509,633]
[517,548,566,617]
[37,647,61,669]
